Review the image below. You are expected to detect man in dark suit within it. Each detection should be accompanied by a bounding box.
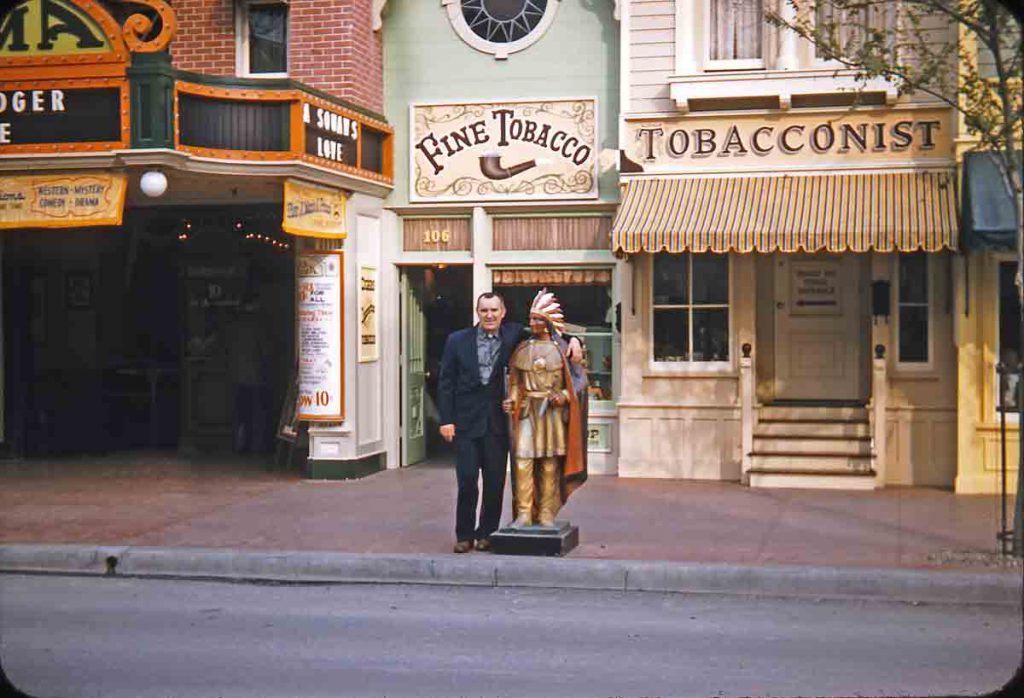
[438,292,581,553]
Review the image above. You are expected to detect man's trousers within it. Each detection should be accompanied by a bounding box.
[455,431,508,542]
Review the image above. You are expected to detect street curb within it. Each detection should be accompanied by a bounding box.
[1,544,1021,605]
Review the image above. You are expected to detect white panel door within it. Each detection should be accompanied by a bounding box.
[773,254,866,401]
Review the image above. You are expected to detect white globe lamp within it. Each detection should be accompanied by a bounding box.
[140,170,168,198]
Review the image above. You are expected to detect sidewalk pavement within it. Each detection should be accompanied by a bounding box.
[1,451,1021,604]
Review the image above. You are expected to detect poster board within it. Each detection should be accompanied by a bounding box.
[296,251,345,421]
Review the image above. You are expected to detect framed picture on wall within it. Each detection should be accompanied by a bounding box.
[65,271,93,309]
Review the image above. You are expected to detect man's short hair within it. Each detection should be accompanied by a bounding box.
[476,291,505,309]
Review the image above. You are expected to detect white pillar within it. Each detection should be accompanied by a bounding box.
[471,206,490,326]
[872,346,888,489]
[740,343,755,483]
[675,0,699,75]
[776,0,800,71]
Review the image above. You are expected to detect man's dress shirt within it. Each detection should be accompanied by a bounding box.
[476,327,501,385]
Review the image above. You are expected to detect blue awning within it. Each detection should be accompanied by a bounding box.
[962,152,1018,250]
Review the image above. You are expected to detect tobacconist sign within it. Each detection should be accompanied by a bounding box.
[411,98,598,202]
[0,173,126,229]
[296,251,345,422]
[623,107,953,172]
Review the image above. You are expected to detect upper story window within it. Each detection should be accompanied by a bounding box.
[238,1,288,77]
[446,0,560,59]
[814,1,895,62]
[708,0,764,70]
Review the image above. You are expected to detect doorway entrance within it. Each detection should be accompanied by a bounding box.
[400,265,473,466]
[772,254,869,402]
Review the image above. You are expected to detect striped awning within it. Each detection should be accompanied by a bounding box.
[612,172,958,254]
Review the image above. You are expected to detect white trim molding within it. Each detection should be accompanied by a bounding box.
[442,0,561,60]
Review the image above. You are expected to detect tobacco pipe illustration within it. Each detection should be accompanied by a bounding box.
[479,152,537,180]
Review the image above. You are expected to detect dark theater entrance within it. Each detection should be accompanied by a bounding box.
[2,206,294,458]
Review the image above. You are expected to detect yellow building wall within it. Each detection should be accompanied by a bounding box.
[956,251,1019,494]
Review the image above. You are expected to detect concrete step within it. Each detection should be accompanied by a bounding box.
[749,453,874,474]
[758,406,868,423]
[747,470,878,490]
[752,436,872,456]
[756,420,871,438]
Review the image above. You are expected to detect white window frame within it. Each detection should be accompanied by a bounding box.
[994,254,1020,422]
[236,0,289,78]
[648,252,733,375]
[704,0,765,72]
[893,252,934,371]
[444,0,561,60]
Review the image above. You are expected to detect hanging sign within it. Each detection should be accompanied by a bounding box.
[411,98,598,202]
[0,173,126,229]
[358,265,378,363]
[297,251,345,421]
[282,179,347,239]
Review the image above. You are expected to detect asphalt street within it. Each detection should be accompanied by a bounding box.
[0,574,1020,698]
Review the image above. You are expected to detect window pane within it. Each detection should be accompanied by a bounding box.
[710,0,762,61]
[249,4,287,74]
[653,309,688,361]
[692,308,729,362]
[898,306,928,363]
[653,254,687,305]
[898,254,927,304]
[692,254,729,304]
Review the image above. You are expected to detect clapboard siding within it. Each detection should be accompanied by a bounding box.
[630,1,675,114]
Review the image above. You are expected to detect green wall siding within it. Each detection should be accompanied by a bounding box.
[383,0,620,206]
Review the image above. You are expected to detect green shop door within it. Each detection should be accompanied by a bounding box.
[400,270,426,466]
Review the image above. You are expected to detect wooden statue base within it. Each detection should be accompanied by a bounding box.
[490,520,579,557]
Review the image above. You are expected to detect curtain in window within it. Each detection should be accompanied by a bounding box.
[710,0,763,61]
[249,5,288,74]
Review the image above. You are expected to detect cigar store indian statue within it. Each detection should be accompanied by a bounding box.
[502,290,589,528]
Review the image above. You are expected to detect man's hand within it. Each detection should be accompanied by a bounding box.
[439,424,456,442]
[502,399,514,414]
[566,337,585,364]
[550,392,567,407]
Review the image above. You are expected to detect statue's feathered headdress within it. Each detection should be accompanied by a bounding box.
[529,288,565,334]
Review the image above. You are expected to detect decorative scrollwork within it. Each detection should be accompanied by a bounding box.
[114,0,176,53]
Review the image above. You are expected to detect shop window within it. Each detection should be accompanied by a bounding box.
[652,253,729,363]
[493,277,615,404]
[238,1,288,77]
[708,0,763,69]
[998,261,1021,412]
[897,253,929,364]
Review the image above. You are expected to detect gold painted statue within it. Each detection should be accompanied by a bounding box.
[502,290,588,528]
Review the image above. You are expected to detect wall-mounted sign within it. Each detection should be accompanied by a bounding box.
[790,261,841,316]
[0,173,126,229]
[402,217,471,251]
[358,265,378,363]
[0,0,175,73]
[282,179,347,239]
[411,98,598,202]
[0,86,121,147]
[623,107,953,173]
[297,251,345,421]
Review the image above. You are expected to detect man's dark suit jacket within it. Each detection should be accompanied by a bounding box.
[437,321,523,441]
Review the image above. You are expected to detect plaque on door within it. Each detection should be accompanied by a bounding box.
[790,261,841,316]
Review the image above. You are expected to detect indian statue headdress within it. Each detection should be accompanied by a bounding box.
[528,288,565,334]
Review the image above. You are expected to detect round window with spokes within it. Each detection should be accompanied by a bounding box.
[446,0,560,59]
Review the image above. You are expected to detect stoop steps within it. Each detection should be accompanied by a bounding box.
[747,405,877,490]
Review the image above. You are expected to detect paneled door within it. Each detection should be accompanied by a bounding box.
[773,254,867,401]
[400,271,426,466]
